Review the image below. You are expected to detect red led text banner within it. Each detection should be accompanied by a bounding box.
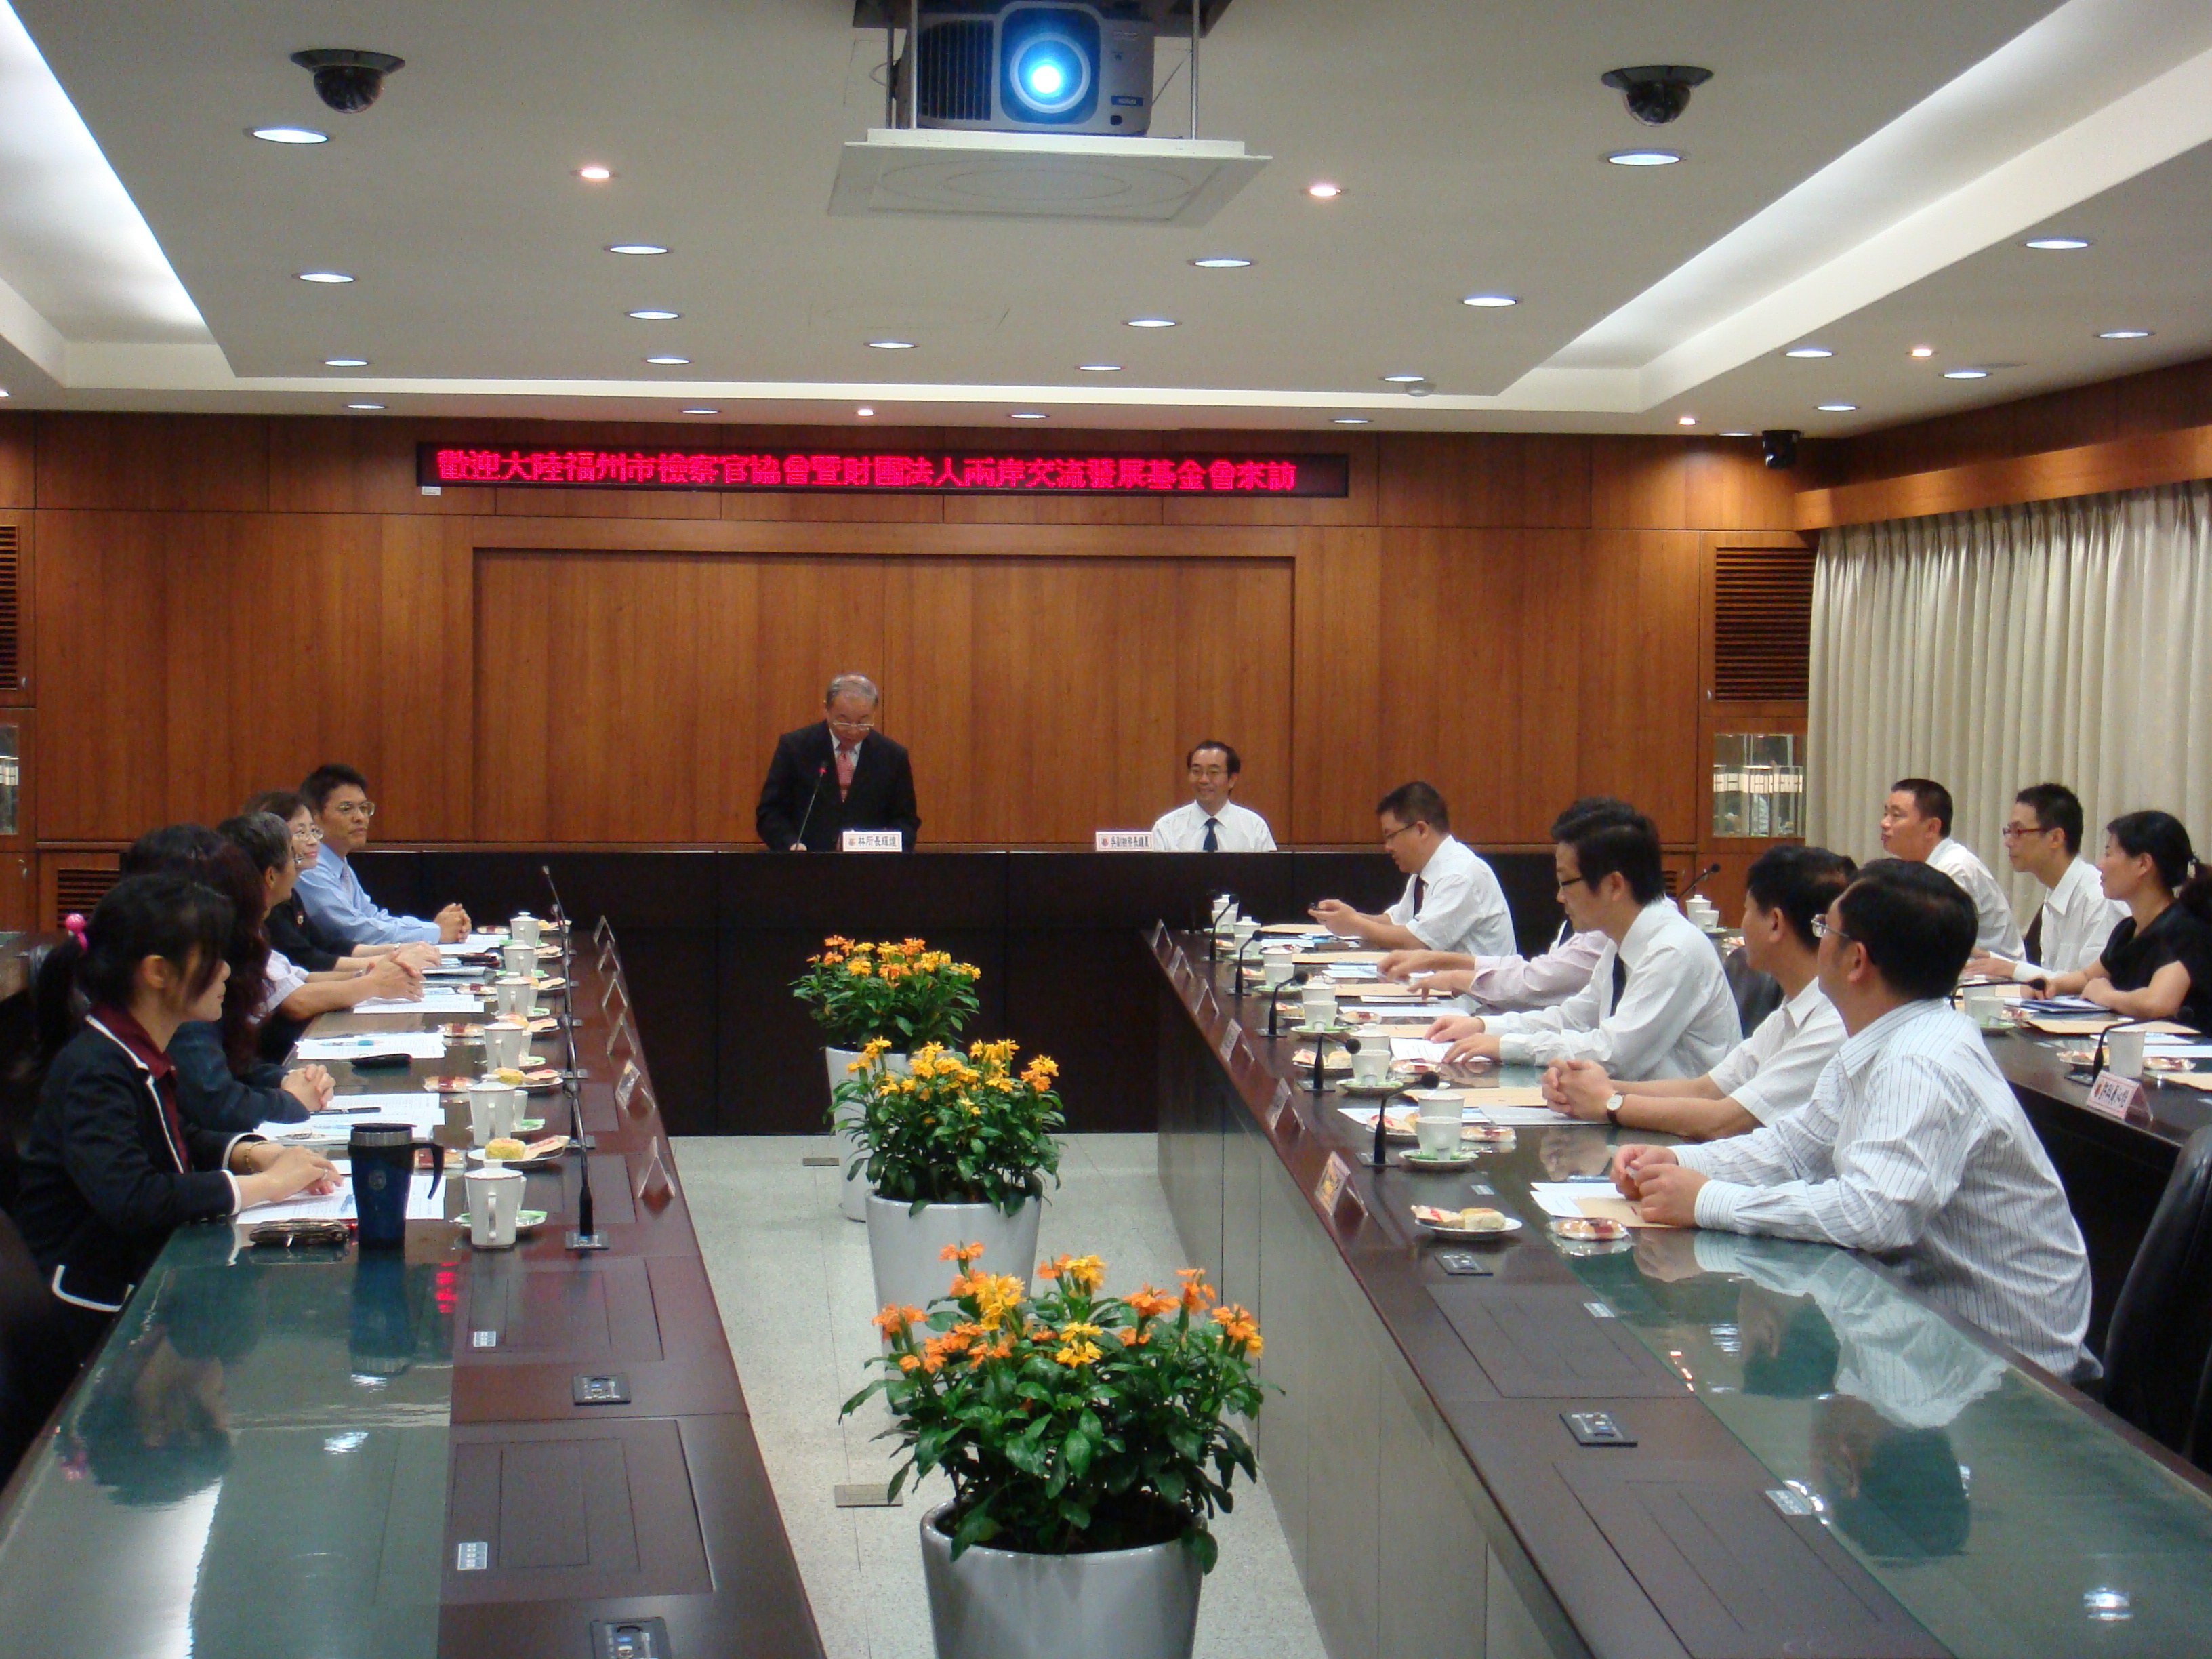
[418,445,1349,497]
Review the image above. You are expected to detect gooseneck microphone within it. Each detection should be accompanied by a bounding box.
[1267,970,1309,1040]
[793,763,829,851]
[558,889,607,1252]
[1368,1069,1441,1168]
[1679,863,1723,903]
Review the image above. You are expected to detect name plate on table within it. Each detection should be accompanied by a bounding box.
[1216,1019,1245,1067]
[2085,1072,2148,1120]
[840,830,903,853]
[1265,1080,1296,1137]
[616,1059,642,1111]
[1094,830,1154,851]
[1312,1151,1364,1229]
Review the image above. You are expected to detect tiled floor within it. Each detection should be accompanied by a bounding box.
[672,1132,1328,1659]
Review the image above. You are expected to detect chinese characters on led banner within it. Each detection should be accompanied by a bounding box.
[421,446,1347,496]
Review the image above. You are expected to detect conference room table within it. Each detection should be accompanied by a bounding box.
[0,926,823,1659]
[1149,925,2212,1659]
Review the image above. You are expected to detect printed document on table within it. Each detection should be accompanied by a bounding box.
[1391,1037,1453,1062]
[240,1179,452,1223]
[295,1031,451,1061]
[257,1095,449,1139]
[356,990,486,1014]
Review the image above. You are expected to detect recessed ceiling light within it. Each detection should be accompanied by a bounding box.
[1784,346,1833,359]
[1191,256,1251,268]
[1332,416,1370,424]
[0,388,13,398]
[322,356,368,367]
[1380,373,1426,383]
[1942,368,1989,380]
[346,402,384,411]
[1125,317,1177,328]
[1307,182,1343,199]
[2024,236,2090,250]
[868,338,916,349]
[607,243,669,256]
[1607,148,1681,166]
[1011,411,1048,419]
[298,270,354,283]
[628,309,679,321]
[680,406,719,415]
[1077,363,1122,372]
[857,407,874,417]
[1910,345,1936,358]
[1816,403,1858,412]
[1720,430,1753,437]
[251,125,328,144]
[1460,293,1518,308]
[2098,329,2152,340]
[644,355,690,365]
[577,165,613,181]
[1677,415,1697,426]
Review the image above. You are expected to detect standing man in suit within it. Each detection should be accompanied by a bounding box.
[756,674,921,851]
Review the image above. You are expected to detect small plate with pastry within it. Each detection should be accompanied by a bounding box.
[1412,1204,1521,1241]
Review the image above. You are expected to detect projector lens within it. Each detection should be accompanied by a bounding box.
[1002,9,1098,121]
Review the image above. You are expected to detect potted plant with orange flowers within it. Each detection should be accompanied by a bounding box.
[793,937,983,1221]
[847,1249,1266,1659]
[838,1038,1064,1319]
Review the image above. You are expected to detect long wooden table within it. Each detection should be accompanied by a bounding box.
[0,923,823,1658]
[1150,926,2212,1659]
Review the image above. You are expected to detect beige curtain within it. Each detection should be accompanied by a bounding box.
[1807,481,2212,921]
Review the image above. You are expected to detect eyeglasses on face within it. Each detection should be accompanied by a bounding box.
[291,824,325,843]
[1810,915,1855,945]
[1189,765,1230,779]
[1555,874,1592,893]
[331,800,376,819]
[1999,822,2057,841]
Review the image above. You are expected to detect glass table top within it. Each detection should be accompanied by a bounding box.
[1412,1066,2212,1659]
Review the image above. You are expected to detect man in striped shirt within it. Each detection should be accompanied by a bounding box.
[1613,859,2093,1380]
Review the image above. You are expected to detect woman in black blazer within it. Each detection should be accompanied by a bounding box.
[16,874,338,1363]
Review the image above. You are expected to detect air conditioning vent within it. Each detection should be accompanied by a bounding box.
[0,525,18,689]
[55,867,122,926]
[1713,546,1814,701]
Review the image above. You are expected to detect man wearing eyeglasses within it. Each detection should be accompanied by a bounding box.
[1967,783,2125,981]
[1309,781,1513,958]
[293,763,472,944]
[1150,741,1275,852]
[756,674,921,853]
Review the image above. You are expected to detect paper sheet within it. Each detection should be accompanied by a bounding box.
[259,1095,451,1139]
[1528,1182,1673,1228]
[441,934,508,956]
[2024,1017,2196,1036]
[356,991,489,1014]
[241,1178,453,1224]
[1391,1037,1452,1062]
[295,1032,451,1061]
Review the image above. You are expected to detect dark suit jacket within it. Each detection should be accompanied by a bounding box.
[756,722,921,851]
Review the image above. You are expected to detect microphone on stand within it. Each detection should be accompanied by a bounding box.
[2090,1015,2160,1083]
[1267,971,1309,1041]
[793,764,829,851]
[1678,863,1723,903]
[1368,1069,1441,1169]
[548,869,607,1252]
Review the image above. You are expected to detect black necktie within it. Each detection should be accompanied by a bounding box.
[1412,876,1427,915]
[1611,953,1629,1012]
[1202,817,1220,852]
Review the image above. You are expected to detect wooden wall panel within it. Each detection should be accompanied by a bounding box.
[475,552,890,843]
[26,411,1782,852]
[883,557,1294,844]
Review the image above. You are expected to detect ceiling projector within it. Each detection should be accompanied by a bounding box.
[898,2,1155,136]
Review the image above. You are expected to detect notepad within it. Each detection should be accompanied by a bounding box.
[1529,1183,1672,1228]
[259,1095,449,1139]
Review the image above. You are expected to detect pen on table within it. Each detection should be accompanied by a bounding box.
[321,1105,382,1115]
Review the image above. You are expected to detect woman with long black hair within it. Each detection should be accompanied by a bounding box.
[17,874,337,1361]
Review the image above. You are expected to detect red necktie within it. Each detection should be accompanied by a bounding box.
[836,744,857,800]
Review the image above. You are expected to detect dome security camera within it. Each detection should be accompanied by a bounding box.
[291,49,405,113]
[1760,430,1801,471]
[1601,64,1711,126]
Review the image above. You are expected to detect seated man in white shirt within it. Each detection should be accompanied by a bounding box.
[1967,782,2125,981]
[1611,859,2093,1381]
[1422,802,1740,1078]
[1879,777,2023,957]
[1542,844,1855,1139]
[1149,741,1277,852]
[1309,781,1514,959]
[1376,923,1606,1012]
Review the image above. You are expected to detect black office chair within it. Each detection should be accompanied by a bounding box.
[2099,1126,2212,1454]
[0,1207,74,1483]
[1722,945,1783,1042]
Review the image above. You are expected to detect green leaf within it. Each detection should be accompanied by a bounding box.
[1063,1429,1094,1479]
[1183,1527,1219,1575]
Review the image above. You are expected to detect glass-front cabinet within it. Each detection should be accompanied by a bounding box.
[1713,731,1804,838]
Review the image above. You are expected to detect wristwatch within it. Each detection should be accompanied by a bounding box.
[1604,1093,1624,1127]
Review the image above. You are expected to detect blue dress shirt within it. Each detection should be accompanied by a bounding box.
[295,848,441,945]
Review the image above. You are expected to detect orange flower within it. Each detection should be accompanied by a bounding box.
[872,1303,927,1338]
[1036,1253,1104,1292]
[846,960,873,977]
[1120,1327,1151,1346]
[1212,1303,1263,1357]
[897,1353,922,1372]
[939,1241,987,1265]
[1124,1284,1177,1319]
[1176,1267,1216,1313]
[968,1273,1027,1329]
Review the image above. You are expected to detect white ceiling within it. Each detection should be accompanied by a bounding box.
[3,0,2211,437]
